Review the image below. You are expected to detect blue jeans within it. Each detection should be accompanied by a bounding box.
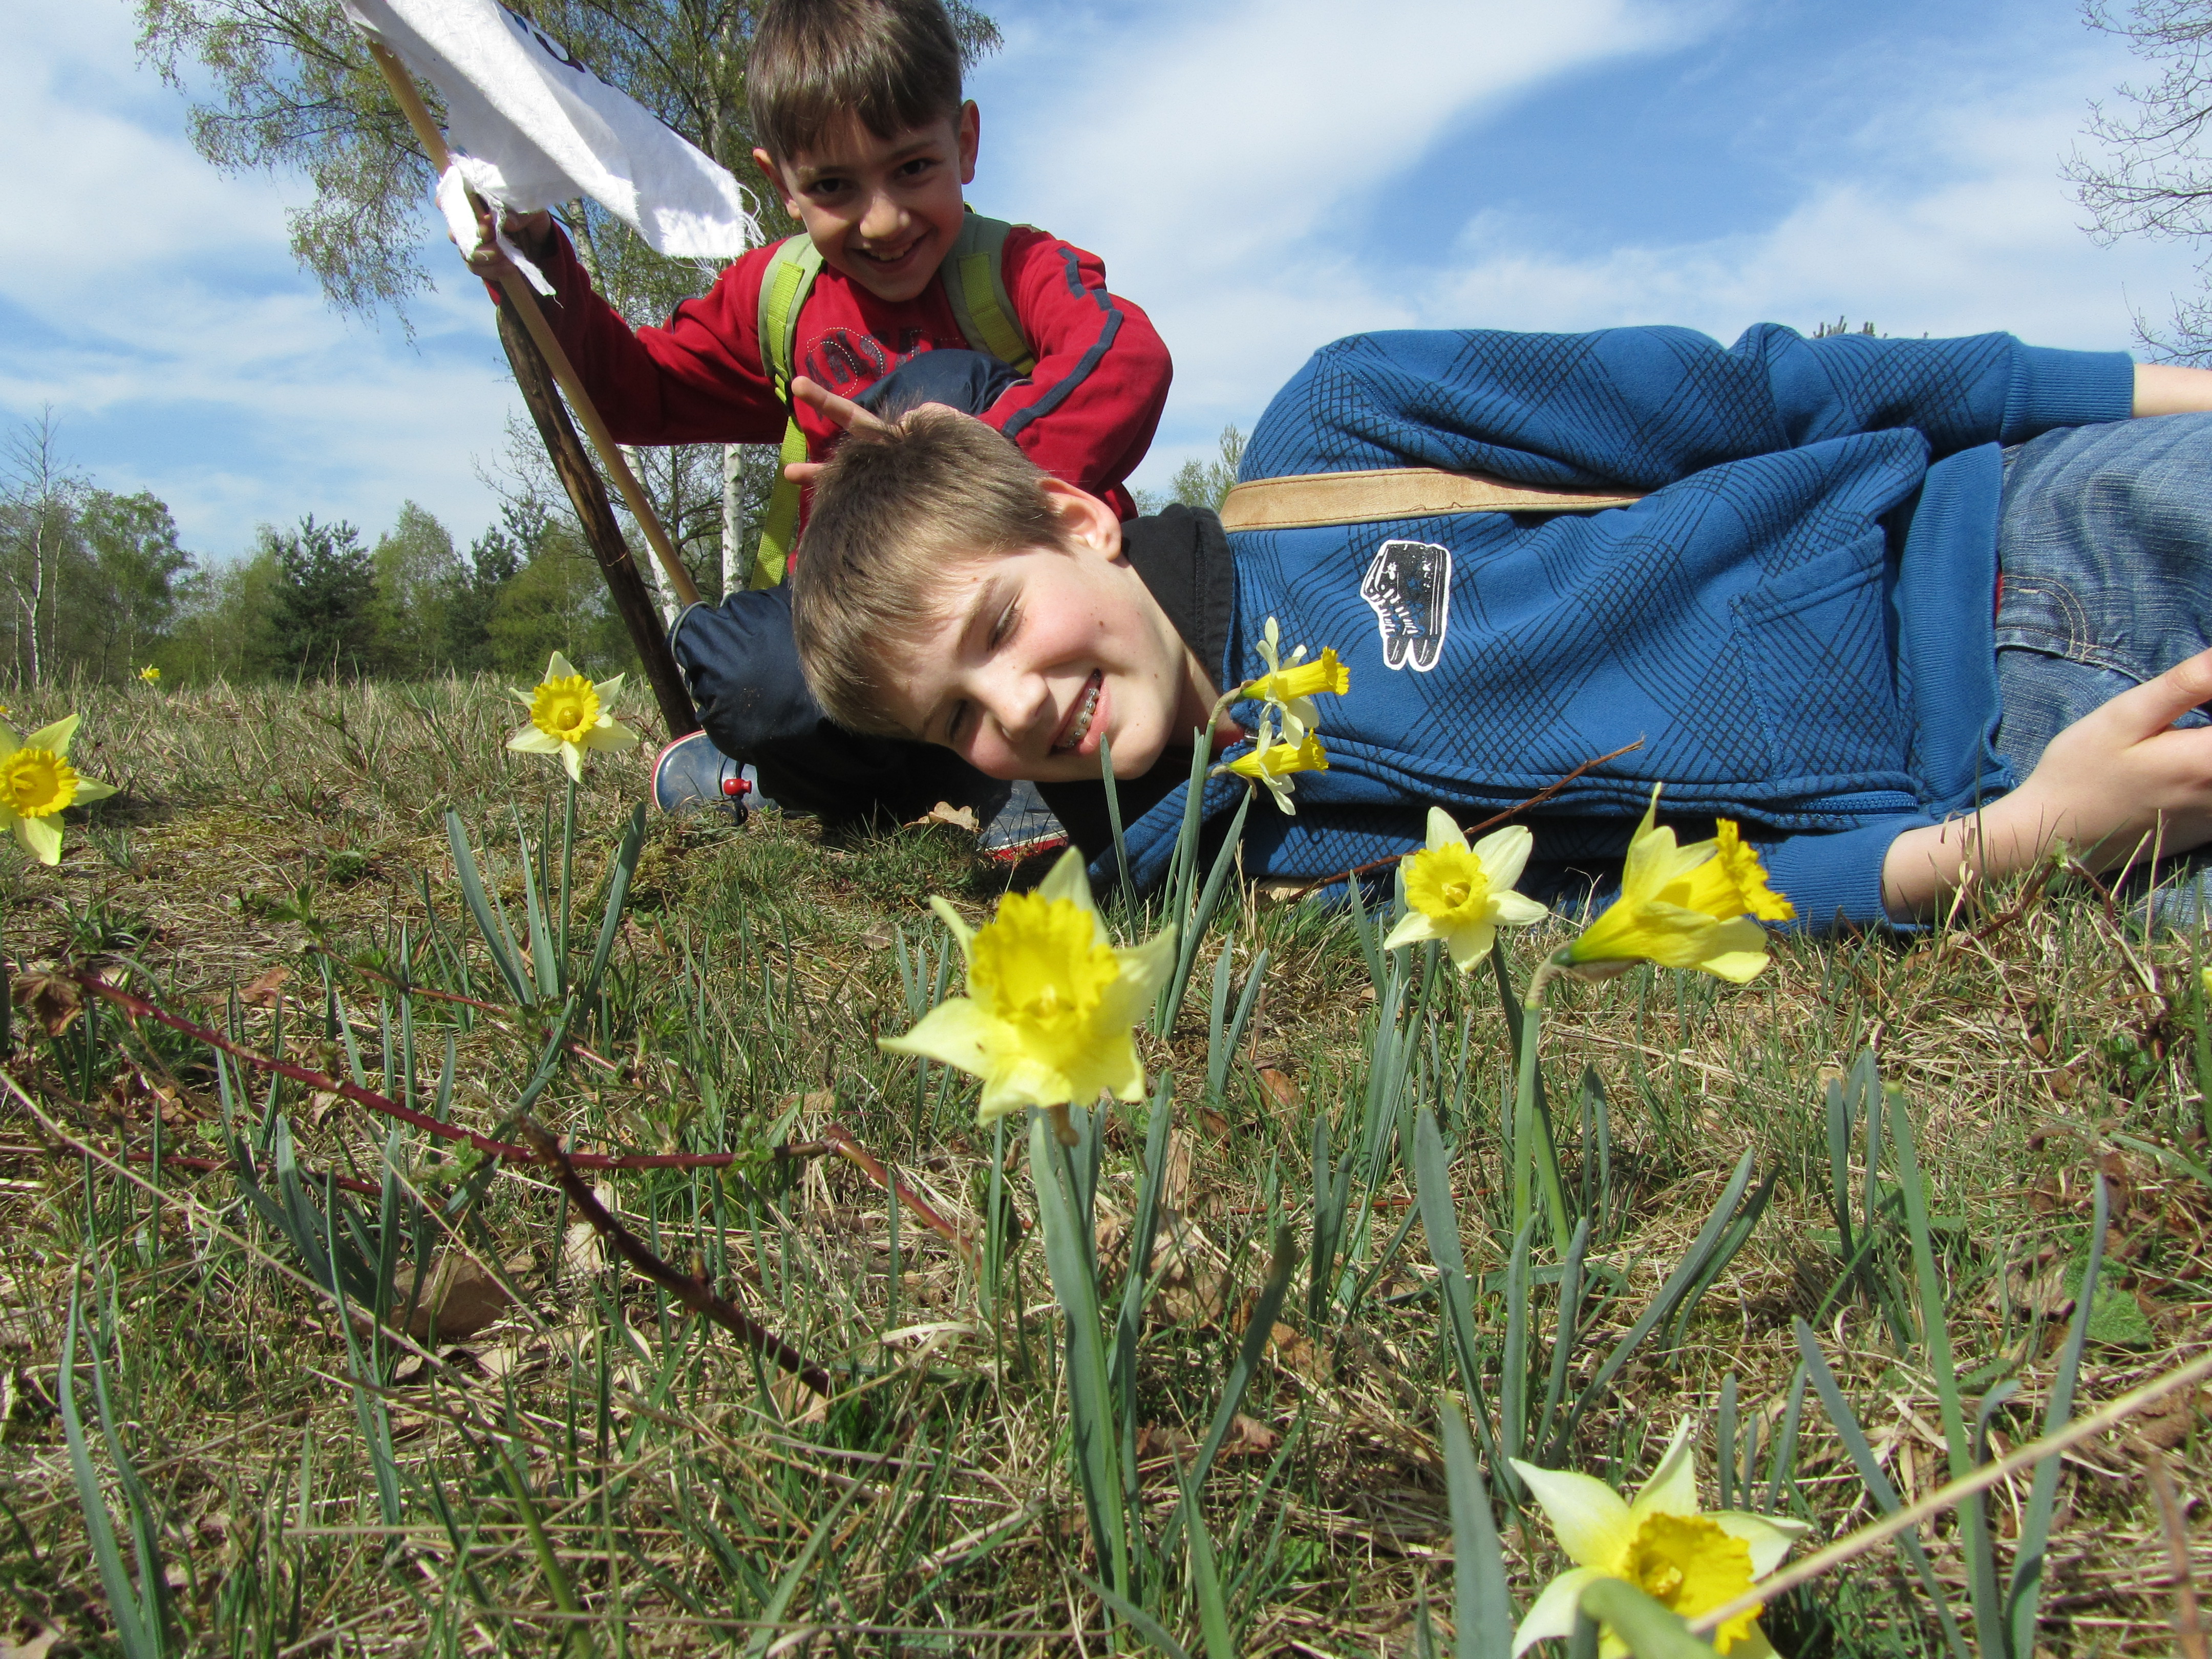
[1993,412,2212,919]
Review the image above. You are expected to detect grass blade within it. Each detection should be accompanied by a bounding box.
[743,1477,867,1657]
[1550,1150,1758,1462]
[1178,1463,1236,1659]
[1188,1226,1298,1494]
[1793,1317,1972,1659]
[446,809,533,1005]
[60,1284,161,1659]
[1413,1109,1494,1459]
[2008,1174,2108,1654]
[1030,1111,1129,1596]
[1440,1405,1512,1659]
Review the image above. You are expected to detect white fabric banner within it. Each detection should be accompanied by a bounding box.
[343,0,761,259]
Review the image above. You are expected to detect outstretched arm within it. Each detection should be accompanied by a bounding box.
[1881,647,2212,917]
[2133,362,2212,415]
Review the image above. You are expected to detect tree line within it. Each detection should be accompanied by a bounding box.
[0,413,641,689]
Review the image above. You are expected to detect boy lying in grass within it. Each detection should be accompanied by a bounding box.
[786,325,2212,929]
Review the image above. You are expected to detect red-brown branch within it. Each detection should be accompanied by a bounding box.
[521,1120,832,1395]
[1270,740,1647,903]
[820,1122,976,1267]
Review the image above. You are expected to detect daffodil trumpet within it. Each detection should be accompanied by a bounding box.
[506,651,642,785]
[881,847,1174,1146]
[0,714,117,866]
[1563,789,1794,985]
[1509,1417,1809,1657]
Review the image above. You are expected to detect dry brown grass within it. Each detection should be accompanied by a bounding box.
[0,676,2202,1657]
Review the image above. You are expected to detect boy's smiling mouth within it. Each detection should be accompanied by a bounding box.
[1053,670,1104,754]
[853,236,929,272]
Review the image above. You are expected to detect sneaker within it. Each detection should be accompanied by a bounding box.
[977,778,1070,864]
[651,730,752,821]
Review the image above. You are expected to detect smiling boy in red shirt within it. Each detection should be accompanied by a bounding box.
[475,0,1171,843]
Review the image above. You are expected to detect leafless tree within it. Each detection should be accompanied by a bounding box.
[2068,0,2212,357]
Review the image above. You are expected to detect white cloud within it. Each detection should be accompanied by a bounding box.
[0,4,523,557]
[1105,33,2208,493]
[979,0,1689,275]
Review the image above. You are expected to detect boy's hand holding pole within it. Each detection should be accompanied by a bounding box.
[373,45,702,614]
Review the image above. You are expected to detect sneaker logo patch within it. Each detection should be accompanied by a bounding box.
[1360,539,1451,672]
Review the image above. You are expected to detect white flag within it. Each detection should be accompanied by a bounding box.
[343,0,761,259]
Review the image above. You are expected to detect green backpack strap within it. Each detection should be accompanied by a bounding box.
[751,233,822,589]
[750,216,1031,588]
[942,212,1038,374]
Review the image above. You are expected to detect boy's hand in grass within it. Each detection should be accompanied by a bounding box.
[1882,645,2212,917]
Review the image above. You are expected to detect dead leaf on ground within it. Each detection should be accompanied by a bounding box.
[1134,1423,1196,1465]
[1268,1321,1326,1383]
[12,969,80,1038]
[909,801,979,832]
[561,1217,608,1279]
[1258,1067,1302,1108]
[393,1254,516,1341]
[239,965,291,1009]
[1223,1413,1279,1457]
[2130,1385,2205,1451]
[1,1622,63,1659]
[1161,1130,1194,1214]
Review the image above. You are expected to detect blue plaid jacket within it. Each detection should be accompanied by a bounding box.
[1103,325,2134,928]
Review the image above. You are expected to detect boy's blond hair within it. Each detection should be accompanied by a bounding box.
[748,0,964,164]
[790,408,1071,736]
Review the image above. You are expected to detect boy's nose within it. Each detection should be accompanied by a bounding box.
[982,673,1053,752]
[857,189,907,244]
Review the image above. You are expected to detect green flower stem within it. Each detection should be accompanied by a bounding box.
[559,775,577,982]
[1517,952,1575,1257]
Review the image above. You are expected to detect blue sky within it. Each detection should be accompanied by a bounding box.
[2,0,2202,561]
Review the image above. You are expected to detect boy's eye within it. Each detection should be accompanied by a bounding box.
[946,700,972,744]
[989,603,1017,647]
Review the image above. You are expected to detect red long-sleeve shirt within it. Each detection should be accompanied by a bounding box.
[534,223,1171,520]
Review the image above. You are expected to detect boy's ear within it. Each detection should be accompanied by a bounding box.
[1039,477,1123,561]
[956,101,980,185]
[752,147,801,217]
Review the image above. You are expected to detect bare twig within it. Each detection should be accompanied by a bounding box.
[1690,1345,2212,1637]
[820,1121,976,1268]
[2132,1436,2209,1659]
[1270,741,1646,903]
[519,1119,833,1396]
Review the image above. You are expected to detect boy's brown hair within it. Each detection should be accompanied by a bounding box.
[790,408,1071,736]
[748,0,965,163]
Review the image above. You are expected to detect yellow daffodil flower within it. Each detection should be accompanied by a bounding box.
[1223,732,1328,815]
[506,651,641,782]
[0,714,116,865]
[137,664,161,685]
[1381,807,1550,969]
[1244,616,1348,746]
[1566,788,1794,984]
[882,847,1175,1128]
[1509,1418,1809,1658]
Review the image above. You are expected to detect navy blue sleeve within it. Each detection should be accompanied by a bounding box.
[1241,326,2136,488]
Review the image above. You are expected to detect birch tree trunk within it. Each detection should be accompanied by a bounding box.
[721,443,746,598]
[621,444,684,627]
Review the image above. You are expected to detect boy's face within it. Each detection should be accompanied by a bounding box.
[875,482,1214,783]
[753,104,980,304]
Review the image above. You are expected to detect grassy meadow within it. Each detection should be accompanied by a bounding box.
[0,676,2203,1656]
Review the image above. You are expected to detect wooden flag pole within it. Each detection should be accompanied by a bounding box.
[363,38,704,612]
